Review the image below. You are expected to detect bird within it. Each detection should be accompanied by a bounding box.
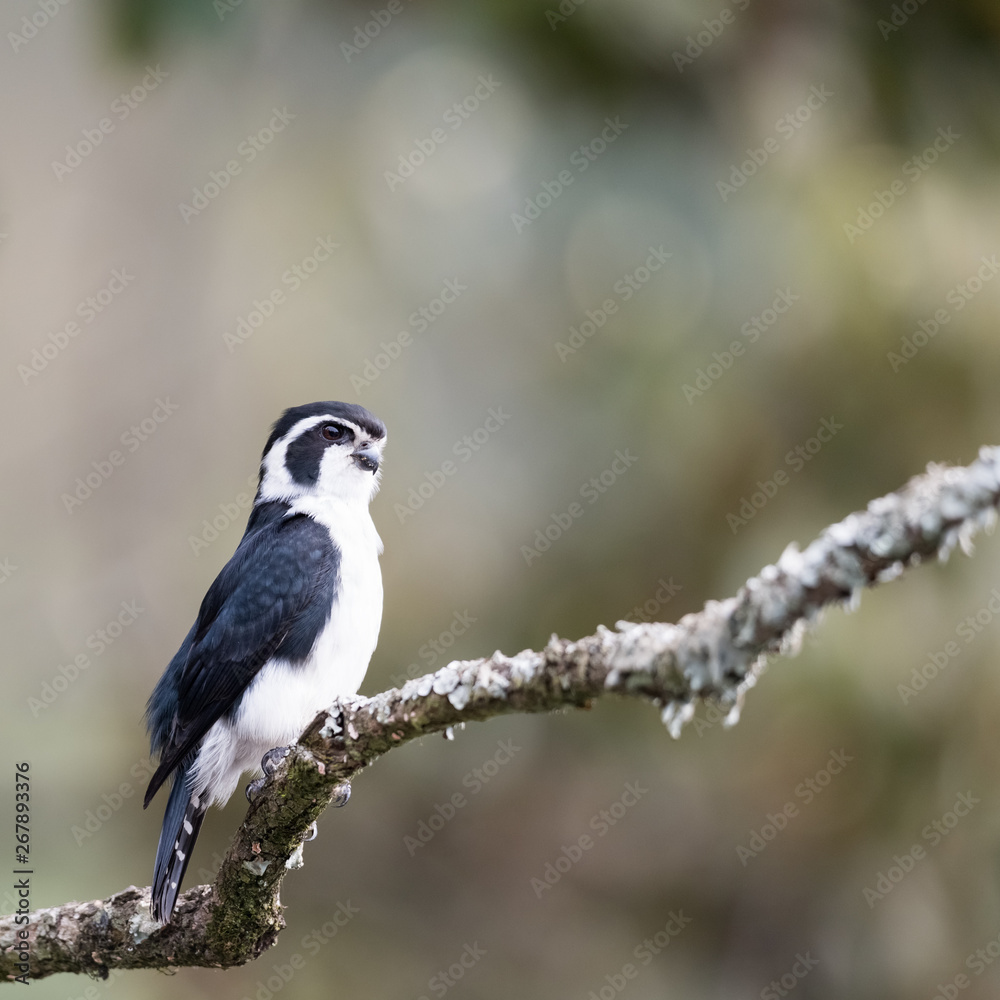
[143,401,386,923]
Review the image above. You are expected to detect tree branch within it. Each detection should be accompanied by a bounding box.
[5,447,1000,983]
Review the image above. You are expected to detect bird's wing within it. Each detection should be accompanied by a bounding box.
[143,513,339,807]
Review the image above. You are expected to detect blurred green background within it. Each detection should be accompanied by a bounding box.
[4,0,1000,996]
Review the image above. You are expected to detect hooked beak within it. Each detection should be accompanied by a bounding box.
[352,443,381,474]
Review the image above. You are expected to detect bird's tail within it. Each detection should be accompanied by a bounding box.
[151,767,207,923]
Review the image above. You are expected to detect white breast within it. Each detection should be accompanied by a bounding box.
[191,498,383,806]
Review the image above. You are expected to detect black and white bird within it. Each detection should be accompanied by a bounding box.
[143,401,386,923]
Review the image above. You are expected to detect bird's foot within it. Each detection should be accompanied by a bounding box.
[331,781,352,808]
[245,746,292,802]
[245,776,266,802]
[261,745,291,775]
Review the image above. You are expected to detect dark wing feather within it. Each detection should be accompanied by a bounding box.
[144,513,339,807]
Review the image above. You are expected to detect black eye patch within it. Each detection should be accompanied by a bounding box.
[285,423,351,485]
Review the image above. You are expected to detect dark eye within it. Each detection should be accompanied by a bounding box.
[322,423,345,442]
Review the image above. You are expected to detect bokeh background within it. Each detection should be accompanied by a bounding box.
[4,0,1000,996]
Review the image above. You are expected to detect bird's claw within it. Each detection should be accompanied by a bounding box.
[245,776,267,802]
[245,747,292,802]
[261,745,291,775]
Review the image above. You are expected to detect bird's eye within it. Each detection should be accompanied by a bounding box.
[322,424,345,442]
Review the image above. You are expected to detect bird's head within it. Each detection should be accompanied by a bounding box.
[256,401,386,506]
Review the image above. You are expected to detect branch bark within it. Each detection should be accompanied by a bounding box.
[5,447,1000,983]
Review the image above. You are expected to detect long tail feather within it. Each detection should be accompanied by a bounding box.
[151,768,207,923]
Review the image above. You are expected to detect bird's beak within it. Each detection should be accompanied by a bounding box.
[352,443,381,474]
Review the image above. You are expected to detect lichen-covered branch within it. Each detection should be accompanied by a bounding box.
[4,447,1000,983]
